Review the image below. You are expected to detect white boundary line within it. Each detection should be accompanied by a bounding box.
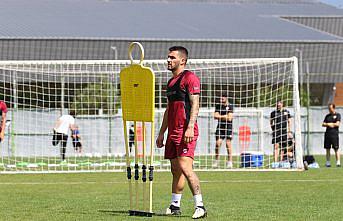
[0,168,303,174]
[0,179,341,185]
[0,57,296,65]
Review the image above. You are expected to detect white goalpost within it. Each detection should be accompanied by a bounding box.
[0,57,303,173]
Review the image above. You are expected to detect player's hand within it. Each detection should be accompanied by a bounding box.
[327,123,333,128]
[156,133,165,148]
[0,133,4,142]
[184,127,194,144]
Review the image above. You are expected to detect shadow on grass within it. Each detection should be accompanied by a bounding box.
[98,209,188,218]
[98,209,127,216]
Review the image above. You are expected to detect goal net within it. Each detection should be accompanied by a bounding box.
[0,57,303,173]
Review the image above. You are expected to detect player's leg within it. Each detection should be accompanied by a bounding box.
[272,131,280,163]
[225,128,233,168]
[214,126,223,164]
[165,158,185,215]
[77,142,82,154]
[324,133,331,167]
[177,157,200,195]
[334,148,340,167]
[225,139,233,168]
[326,148,331,167]
[280,132,288,162]
[177,156,207,219]
[274,143,280,162]
[213,135,222,167]
[165,140,183,216]
[52,130,60,146]
[60,134,68,162]
[72,139,77,152]
[176,140,207,219]
[280,142,288,162]
[332,135,340,167]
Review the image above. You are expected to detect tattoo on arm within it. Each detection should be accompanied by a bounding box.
[188,94,200,128]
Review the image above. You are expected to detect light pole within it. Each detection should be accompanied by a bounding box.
[111,46,118,60]
[109,46,118,153]
[296,48,305,154]
[296,48,303,103]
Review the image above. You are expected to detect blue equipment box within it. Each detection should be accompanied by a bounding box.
[240,151,264,168]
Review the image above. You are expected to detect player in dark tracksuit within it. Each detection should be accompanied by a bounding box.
[270,101,292,164]
[322,103,341,167]
[213,96,234,168]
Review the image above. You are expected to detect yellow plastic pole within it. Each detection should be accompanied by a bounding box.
[122,120,132,210]
[149,123,154,213]
[142,122,147,211]
[134,121,139,210]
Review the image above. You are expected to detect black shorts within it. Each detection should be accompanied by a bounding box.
[216,126,232,140]
[52,131,68,147]
[72,140,82,148]
[324,133,339,150]
[272,130,287,146]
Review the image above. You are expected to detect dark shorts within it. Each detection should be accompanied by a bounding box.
[165,138,197,160]
[52,131,68,147]
[216,126,233,140]
[324,133,339,150]
[72,140,82,148]
[272,130,288,146]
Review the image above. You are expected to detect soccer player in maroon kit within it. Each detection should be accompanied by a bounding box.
[0,101,8,143]
[156,46,207,219]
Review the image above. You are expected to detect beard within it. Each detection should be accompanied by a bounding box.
[167,62,179,71]
[167,65,177,71]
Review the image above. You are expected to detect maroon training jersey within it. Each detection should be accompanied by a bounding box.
[0,101,7,131]
[166,70,200,144]
[0,101,8,116]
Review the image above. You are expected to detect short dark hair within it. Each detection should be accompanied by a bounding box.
[169,46,188,62]
[221,93,228,98]
[329,103,336,109]
[69,110,76,117]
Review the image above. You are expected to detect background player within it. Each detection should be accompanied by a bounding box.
[213,95,234,168]
[71,124,82,155]
[52,111,75,162]
[270,101,292,167]
[322,103,341,167]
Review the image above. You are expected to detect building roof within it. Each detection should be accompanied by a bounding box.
[0,0,342,41]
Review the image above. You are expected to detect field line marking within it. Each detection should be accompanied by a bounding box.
[0,179,342,185]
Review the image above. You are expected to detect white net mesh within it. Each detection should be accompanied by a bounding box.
[0,58,302,173]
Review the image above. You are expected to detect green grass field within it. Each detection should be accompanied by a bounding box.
[1,156,343,221]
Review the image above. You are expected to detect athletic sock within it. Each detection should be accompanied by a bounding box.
[337,160,341,165]
[171,193,182,207]
[193,194,204,208]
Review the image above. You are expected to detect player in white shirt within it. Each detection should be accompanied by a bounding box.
[52,112,75,162]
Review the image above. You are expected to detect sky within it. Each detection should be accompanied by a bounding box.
[320,0,343,8]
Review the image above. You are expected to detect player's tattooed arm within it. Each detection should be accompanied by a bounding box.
[184,94,199,143]
[188,94,200,129]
